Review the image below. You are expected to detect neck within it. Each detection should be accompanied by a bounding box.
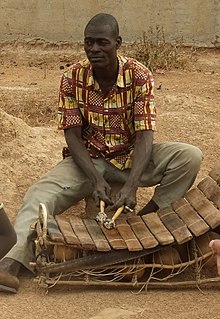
[93,59,118,82]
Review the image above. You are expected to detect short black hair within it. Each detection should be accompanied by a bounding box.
[85,13,119,39]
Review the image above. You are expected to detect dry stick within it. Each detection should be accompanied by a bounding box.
[112,206,125,221]
[40,276,220,289]
[100,200,105,213]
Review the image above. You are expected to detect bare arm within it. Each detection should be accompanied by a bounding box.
[0,203,17,259]
[112,130,153,209]
[64,127,112,205]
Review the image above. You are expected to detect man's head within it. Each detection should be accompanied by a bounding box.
[84,13,122,70]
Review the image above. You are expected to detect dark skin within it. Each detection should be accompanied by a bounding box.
[84,23,122,96]
[0,204,17,259]
[65,128,153,209]
[65,19,156,212]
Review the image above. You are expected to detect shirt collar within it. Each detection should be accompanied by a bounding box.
[84,55,127,88]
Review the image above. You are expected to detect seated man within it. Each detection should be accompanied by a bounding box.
[0,13,202,293]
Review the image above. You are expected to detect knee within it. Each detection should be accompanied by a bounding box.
[180,144,203,171]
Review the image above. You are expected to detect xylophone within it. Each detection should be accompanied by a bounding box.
[32,164,220,291]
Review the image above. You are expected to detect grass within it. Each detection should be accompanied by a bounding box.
[121,26,198,71]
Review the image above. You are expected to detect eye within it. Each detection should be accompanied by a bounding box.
[84,39,93,46]
[98,39,110,46]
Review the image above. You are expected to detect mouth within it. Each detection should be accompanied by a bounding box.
[89,56,104,62]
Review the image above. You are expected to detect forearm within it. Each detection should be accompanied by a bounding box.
[65,128,112,205]
[125,130,153,189]
[64,128,104,186]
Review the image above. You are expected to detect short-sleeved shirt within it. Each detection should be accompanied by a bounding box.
[58,55,156,170]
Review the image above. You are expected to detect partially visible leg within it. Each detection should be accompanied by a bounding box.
[104,142,202,215]
[6,157,93,271]
[138,200,159,216]
[0,157,94,292]
[138,142,203,214]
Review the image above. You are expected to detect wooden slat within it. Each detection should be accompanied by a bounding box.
[116,219,143,251]
[158,207,193,244]
[142,213,174,245]
[83,219,111,252]
[185,188,220,229]
[127,216,159,249]
[100,226,127,250]
[209,165,220,184]
[172,198,209,236]
[47,215,65,243]
[69,216,96,250]
[198,176,220,209]
[55,215,80,246]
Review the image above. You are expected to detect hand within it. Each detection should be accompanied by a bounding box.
[111,184,137,211]
[92,179,113,207]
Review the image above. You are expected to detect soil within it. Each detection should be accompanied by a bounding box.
[0,43,220,319]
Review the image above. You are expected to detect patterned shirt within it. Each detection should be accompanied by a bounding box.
[58,55,156,170]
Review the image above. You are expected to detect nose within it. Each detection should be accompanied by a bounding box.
[90,42,100,52]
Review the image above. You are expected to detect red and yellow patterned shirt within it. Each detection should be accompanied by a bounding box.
[58,55,156,170]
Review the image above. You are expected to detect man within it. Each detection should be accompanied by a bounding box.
[0,13,202,293]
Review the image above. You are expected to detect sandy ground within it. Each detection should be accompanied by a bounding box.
[0,44,220,319]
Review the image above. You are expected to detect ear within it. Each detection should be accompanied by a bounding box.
[116,36,122,49]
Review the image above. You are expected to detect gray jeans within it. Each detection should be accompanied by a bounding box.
[7,142,202,271]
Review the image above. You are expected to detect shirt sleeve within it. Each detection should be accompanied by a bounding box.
[57,70,83,130]
[133,67,156,132]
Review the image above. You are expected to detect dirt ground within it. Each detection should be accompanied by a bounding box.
[0,43,220,319]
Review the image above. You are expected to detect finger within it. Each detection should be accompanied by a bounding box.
[102,195,113,206]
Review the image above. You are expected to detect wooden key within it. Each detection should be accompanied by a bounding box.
[142,212,174,245]
[83,219,111,252]
[55,215,80,246]
[158,207,193,244]
[185,188,220,229]
[172,198,210,237]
